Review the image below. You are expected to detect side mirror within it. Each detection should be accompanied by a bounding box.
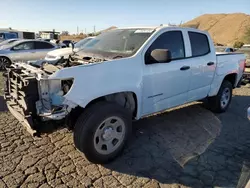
[149,49,172,63]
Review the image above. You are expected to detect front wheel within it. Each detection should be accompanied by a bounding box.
[73,102,132,164]
[207,80,233,113]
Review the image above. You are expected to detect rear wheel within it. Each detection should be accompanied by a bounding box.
[207,80,233,113]
[73,102,132,164]
[0,57,11,70]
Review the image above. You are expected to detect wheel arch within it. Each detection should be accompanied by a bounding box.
[223,73,237,88]
[85,91,139,119]
[67,90,140,129]
[208,73,238,97]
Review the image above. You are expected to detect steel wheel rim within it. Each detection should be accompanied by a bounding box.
[220,88,230,108]
[0,57,8,69]
[94,116,126,155]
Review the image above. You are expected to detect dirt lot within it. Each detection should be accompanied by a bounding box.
[0,72,250,188]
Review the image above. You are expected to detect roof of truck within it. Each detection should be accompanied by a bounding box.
[115,25,206,33]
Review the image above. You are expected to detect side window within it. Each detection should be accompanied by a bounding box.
[35,41,54,49]
[13,42,34,50]
[188,32,210,57]
[146,31,185,64]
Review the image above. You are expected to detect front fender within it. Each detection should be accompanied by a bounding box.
[49,57,143,118]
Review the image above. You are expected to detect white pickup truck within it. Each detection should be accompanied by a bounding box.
[3,26,246,163]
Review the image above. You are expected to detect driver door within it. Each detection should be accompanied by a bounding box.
[141,30,192,116]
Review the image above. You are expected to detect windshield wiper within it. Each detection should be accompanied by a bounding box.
[112,55,124,59]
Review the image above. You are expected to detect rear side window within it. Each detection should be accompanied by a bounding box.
[188,32,210,57]
[147,31,185,61]
[35,41,54,49]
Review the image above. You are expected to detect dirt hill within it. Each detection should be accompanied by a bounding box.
[183,13,250,46]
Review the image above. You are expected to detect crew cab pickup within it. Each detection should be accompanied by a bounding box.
[3,26,246,163]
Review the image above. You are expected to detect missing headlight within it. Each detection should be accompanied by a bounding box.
[61,79,73,95]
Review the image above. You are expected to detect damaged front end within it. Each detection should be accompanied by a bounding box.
[4,62,77,136]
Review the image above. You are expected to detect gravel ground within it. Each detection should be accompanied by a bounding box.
[0,72,250,188]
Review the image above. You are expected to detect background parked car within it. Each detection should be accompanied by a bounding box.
[0,39,58,70]
[45,37,95,63]
[238,48,250,83]
[62,40,73,47]
[49,39,67,48]
[215,46,235,52]
[0,39,19,46]
[242,44,250,49]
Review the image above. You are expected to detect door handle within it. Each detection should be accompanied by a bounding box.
[180,66,190,71]
[207,62,215,66]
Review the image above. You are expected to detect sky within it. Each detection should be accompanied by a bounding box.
[0,0,250,34]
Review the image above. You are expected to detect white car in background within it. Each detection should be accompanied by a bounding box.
[45,37,95,62]
[242,44,250,49]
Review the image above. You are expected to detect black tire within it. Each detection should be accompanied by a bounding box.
[207,80,233,113]
[73,102,132,164]
[0,57,11,71]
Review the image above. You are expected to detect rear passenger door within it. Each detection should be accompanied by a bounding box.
[34,41,55,60]
[187,31,216,102]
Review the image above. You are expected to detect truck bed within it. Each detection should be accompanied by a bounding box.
[215,52,245,86]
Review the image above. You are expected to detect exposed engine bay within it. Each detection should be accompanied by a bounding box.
[30,53,107,74]
[3,54,107,135]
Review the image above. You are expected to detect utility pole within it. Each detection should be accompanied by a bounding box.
[77,26,79,35]
[94,26,96,34]
[179,20,183,26]
[85,28,87,34]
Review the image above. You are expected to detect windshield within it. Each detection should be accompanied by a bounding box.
[0,32,18,40]
[75,38,93,49]
[5,32,18,39]
[81,29,155,56]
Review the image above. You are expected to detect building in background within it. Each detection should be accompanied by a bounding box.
[39,30,60,40]
[0,28,35,41]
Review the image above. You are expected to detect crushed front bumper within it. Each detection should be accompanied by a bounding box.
[3,67,39,136]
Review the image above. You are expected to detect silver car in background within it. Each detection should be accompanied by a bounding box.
[0,39,19,46]
[0,39,58,70]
